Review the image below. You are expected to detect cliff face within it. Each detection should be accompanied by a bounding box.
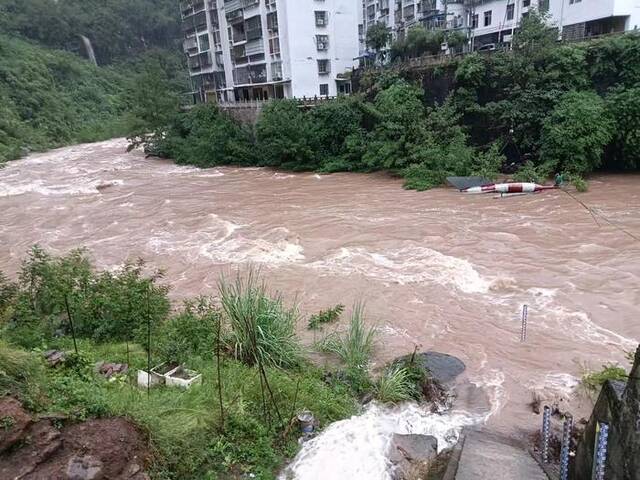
[574,346,640,480]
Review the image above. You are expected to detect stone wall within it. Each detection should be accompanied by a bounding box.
[218,102,264,126]
[573,346,640,480]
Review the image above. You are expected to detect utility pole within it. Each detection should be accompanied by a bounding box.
[443,0,448,45]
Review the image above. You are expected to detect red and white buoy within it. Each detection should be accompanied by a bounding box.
[462,183,557,195]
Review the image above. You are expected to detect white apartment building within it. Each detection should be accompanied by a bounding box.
[181,0,360,103]
[471,0,640,47]
[357,0,640,56]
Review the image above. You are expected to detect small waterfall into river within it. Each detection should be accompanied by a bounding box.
[79,35,97,66]
[279,402,486,480]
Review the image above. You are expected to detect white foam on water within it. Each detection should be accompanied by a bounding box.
[272,173,296,180]
[279,403,482,480]
[469,369,506,420]
[549,307,637,349]
[308,245,490,294]
[146,217,305,265]
[0,178,123,197]
[526,373,580,401]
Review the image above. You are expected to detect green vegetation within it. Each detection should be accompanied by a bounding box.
[390,25,445,61]
[307,304,345,330]
[319,303,376,372]
[0,1,186,164]
[135,12,640,191]
[0,248,361,479]
[374,366,414,404]
[0,0,180,65]
[581,363,628,395]
[365,23,392,63]
[0,34,130,162]
[219,270,302,370]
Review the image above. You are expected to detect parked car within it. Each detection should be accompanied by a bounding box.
[478,43,497,52]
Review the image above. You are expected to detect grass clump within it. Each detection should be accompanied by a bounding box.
[318,303,377,396]
[374,366,414,404]
[319,303,376,371]
[0,340,46,408]
[219,269,302,370]
[307,304,344,330]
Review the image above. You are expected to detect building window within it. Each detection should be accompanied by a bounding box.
[506,4,514,21]
[316,35,329,50]
[319,83,329,96]
[267,12,278,31]
[367,4,375,21]
[269,37,280,55]
[315,11,328,27]
[523,0,531,6]
[471,14,478,29]
[539,0,550,11]
[198,33,210,52]
[245,15,263,41]
[317,59,330,74]
[484,10,492,27]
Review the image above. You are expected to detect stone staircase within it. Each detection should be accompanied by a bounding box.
[445,430,548,480]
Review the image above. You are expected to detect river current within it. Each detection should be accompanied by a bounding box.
[1,139,639,476]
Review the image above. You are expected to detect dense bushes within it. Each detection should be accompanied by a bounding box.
[541,91,615,175]
[443,14,640,178]
[5,246,170,348]
[155,84,504,190]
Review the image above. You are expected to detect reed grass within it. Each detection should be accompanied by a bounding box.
[219,269,302,370]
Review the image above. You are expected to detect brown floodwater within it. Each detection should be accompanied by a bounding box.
[2,138,639,435]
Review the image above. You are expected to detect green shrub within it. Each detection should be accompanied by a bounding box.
[375,366,414,403]
[540,91,615,175]
[158,105,255,167]
[512,161,550,183]
[570,175,589,192]
[256,100,316,170]
[605,85,640,169]
[6,247,170,347]
[362,81,426,170]
[0,271,17,315]
[307,304,344,330]
[582,363,628,394]
[471,142,505,181]
[402,164,447,191]
[219,269,302,369]
[156,297,221,363]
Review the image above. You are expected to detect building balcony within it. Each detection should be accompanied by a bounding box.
[181,0,206,18]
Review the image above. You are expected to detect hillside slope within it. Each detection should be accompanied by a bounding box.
[0,34,132,162]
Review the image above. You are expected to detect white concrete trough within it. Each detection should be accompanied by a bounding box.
[164,365,203,389]
[137,362,179,388]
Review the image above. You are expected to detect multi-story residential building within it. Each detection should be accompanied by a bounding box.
[358,0,640,56]
[181,0,360,103]
[357,1,469,57]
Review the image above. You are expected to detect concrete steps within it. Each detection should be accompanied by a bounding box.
[451,430,548,480]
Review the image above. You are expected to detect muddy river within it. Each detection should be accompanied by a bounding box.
[1,138,639,436]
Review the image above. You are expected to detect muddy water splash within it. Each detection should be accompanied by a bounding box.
[2,139,640,440]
